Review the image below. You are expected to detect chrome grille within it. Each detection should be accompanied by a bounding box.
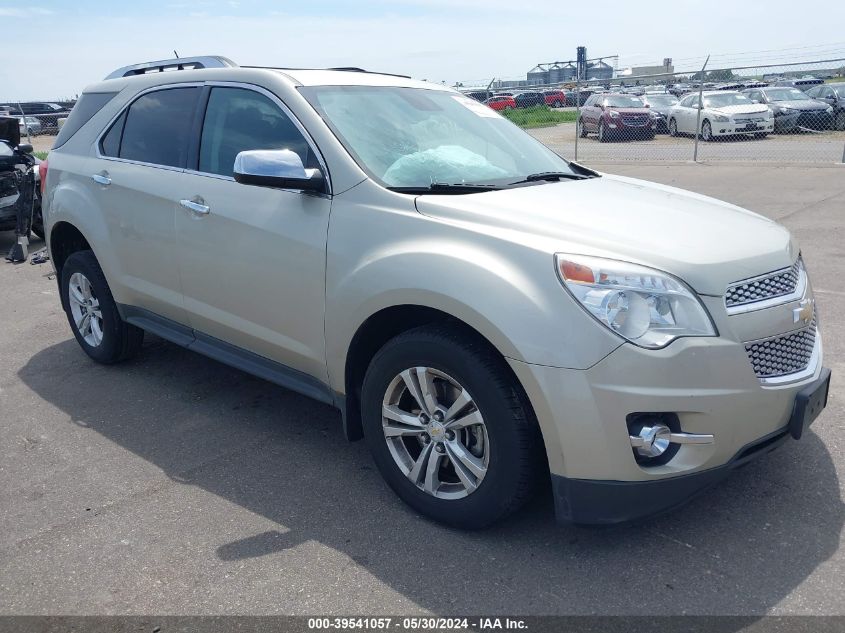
[621,114,649,126]
[725,259,802,309]
[745,315,816,379]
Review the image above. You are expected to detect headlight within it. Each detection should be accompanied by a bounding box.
[608,110,620,118]
[779,107,797,114]
[712,114,730,122]
[826,106,834,114]
[555,254,717,349]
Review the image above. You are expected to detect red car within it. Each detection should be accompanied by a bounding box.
[578,93,655,141]
[484,95,516,111]
[543,90,567,107]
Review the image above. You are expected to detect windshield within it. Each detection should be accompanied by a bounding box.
[703,93,752,108]
[645,95,678,106]
[765,88,811,102]
[603,95,644,108]
[300,86,575,189]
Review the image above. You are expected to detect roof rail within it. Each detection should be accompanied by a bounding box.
[104,55,238,80]
[241,65,411,79]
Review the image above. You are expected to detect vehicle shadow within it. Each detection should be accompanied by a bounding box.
[18,336,844,615]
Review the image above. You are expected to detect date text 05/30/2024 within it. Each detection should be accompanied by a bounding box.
[307,617,528,630]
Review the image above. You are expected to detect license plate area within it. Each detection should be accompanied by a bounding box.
[788,368,831,440]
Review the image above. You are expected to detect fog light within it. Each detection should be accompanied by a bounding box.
[630,423,672,458]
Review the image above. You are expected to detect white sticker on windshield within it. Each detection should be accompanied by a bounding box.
[452,95,500,118]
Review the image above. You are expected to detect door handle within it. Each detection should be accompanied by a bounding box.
[180,198,210,216]
[91,173,111,186]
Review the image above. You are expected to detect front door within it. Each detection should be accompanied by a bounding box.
[175,85,332,381]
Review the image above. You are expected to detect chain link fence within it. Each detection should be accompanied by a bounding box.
[458,58,845,165]
[0,101,73,157]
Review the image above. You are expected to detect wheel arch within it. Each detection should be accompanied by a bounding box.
[340,304,535,445]
[49,221,92,278]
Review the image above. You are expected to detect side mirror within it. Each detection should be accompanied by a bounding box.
[17,144,33,154]
[233,149,325,193]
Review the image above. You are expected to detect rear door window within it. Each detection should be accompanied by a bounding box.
[118,87,200,168]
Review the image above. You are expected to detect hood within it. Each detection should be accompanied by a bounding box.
[415,175,794,296]
[709,104,770,116]
[607,107,650,114]
[772,100,829,111]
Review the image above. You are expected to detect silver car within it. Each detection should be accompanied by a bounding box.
[41,56,831,528]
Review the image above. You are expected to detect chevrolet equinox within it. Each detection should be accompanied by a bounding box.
[41,56,831,528]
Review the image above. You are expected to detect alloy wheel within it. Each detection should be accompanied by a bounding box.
[381,367,489,500]
[702,120,712,141]
[68,272,104,347]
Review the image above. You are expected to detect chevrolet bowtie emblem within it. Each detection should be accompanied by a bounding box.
[793,298,814,325]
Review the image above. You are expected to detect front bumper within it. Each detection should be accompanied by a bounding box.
[775,111,834,131]
[507,310,828,524]
[552,367,829,524]
[712,119,774,135]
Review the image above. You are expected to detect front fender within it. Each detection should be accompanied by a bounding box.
[325,184,622,394]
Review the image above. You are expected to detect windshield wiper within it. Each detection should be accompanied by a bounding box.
[510,171,593,185]
[388,183,503,195]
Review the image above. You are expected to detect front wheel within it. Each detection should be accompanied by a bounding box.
[578,118,588,138]
[835,111,845,131]
[701,119,713,141]
[598,120,611,142]
[668,118,678,137]
[60,250,144,364]
[361,325,542,529]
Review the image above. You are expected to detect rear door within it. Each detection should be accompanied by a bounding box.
[175,84,332,381]
[94,85,200,325]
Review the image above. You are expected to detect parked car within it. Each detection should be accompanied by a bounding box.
[639,94,679,133]
[667,90,774,140]
[543,90,567,107]
[43,55,830,529]
[668,83,693,97]
[18,116,42,136]
[0,117,43,238]
[772,78,824,90]
[484,95,516,111]
[1,101,69,134]
[513,91,545,108]
[463,91,490,103]
[805,83,845,130]
[564,89,594,106]
[578,93,655,141]
[742,87,834,132]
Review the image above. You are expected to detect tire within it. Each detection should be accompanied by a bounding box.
[645,132,655,140]
[668,118,678,137]
[361,324,542,529]
[598,120,608,142]
[30,190,44,240]
[835,111,845,131]
[60,250,144,364]
[754,133,768,139]
[578,118,588,138]
[701,119,713,142]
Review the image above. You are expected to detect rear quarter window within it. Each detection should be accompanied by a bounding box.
[53,92,118,149]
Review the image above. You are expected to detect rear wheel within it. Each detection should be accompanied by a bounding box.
[361,325,542,529]
[60,250,144,364]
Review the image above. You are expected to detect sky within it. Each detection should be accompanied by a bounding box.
[2,0,845,100]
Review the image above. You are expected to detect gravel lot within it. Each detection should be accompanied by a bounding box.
[0,163,843,616]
